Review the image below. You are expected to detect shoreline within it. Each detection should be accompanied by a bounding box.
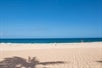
[0,41,102,44]
[0,42,102,51]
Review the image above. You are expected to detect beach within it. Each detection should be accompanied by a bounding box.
[0,42,102,68]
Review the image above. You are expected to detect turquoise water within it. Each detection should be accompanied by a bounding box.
[0,38,102,43]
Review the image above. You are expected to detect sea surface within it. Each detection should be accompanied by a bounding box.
[0,38,102,43]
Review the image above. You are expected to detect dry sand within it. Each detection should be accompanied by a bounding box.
[0,42,102,68]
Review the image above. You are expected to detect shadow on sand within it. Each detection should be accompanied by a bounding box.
[0,56,66,68]
[96,60,102,65]
[96,59,102,67]
[97,61,102,63]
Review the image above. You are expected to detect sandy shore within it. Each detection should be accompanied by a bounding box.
[0,42,102,68]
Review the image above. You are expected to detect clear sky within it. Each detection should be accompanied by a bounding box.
[0,0,102,38]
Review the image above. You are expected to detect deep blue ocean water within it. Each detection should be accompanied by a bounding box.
[0,38,102,43]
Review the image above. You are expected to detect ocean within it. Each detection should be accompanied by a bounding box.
[0,38,102,43]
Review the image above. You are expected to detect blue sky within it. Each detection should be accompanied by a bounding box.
[0,0,102,38]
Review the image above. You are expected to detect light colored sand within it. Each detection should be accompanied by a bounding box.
[0,42,102,68]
